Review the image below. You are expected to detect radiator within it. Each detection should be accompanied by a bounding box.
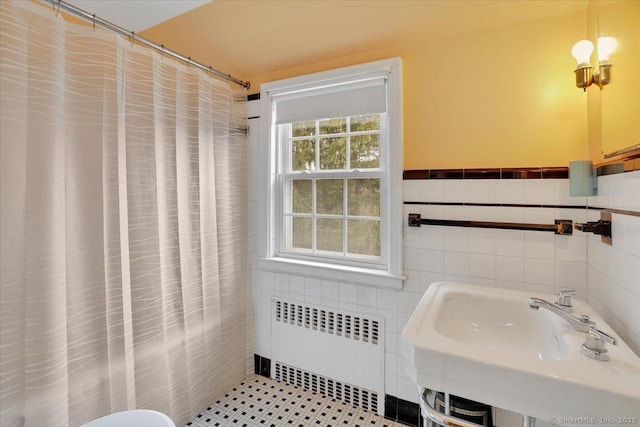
[271,298,385,415]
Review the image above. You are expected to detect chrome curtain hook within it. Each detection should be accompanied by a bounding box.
[54,0,61,17]
[130,31,135,47]
[92,14,96,31]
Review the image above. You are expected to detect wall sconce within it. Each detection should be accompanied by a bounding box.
[571,37,617,91]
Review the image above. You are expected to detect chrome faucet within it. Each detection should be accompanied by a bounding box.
[529,290,618,361]
[528,292,596,333]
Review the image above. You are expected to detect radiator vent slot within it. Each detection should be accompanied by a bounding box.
[274,362,378,413]
[274,300,379,345]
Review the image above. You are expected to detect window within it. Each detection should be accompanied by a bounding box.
[259,58,404,289]
[282,114,383,263]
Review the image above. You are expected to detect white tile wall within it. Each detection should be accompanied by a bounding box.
[251,176,591,409]
[249,105,638,418]
[587,170,640,357]
[405,179,592,301]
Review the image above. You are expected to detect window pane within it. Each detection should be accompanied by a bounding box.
[292,120,316,137]
[291,139,315,171]
[350,114,380,132]
[319,118,346,135]
[316,179,343,215]
[319,137,346,170]
[347,220,380,256]
[291,217,312,250]
[350,134,380,169]
[292,180,312,214]
[317,218,343,252]
[348,179,380,216]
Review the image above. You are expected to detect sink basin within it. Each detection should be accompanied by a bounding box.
[433,291,572,361]
[401,282,640,421]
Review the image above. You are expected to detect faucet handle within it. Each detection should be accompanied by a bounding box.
[582,327,617,361]
[556,290,576,312]
[588,327,617,346]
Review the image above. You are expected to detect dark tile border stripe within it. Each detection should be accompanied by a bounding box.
[403,167,568,180]
[501,167,542,179]
[384,395,423,427]
[596,161,640,176]
[598,145,640,176]
[542,167,570,179]
[403,202,640,218]
[404,202,587,209]
[463,168,501,179]
[401,151,639,180]
[427,169,464,179]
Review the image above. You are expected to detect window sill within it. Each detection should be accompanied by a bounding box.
[256,257,405,290]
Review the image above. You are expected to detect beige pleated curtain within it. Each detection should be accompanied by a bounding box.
[0,2,250,426]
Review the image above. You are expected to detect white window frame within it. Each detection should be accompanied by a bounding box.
[257,58,404,290]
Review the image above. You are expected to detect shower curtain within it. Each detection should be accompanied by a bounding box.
[0,2,250,426]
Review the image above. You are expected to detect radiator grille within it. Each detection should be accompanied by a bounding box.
[274,300,379,345]
[274,362,378,413]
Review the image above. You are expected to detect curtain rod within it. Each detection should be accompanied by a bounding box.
[40,0,250,89]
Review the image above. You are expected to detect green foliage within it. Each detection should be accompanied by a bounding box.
[348,179,379,217]
[317,179,343,215]
[320,137,346,170]
[350,114,380,132]
[347,220,380,256]
[351,134,379,169]
[317,218,343,252]
[287,114,382,257]
[292,121,315,138]
[291,140,315,171]
[320,118,346,135]
[292,180,312,213]
[292,217,312,249]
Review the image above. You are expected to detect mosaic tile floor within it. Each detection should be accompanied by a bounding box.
[185,375,408,427]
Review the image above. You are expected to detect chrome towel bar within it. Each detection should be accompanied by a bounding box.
[408,213,573,235]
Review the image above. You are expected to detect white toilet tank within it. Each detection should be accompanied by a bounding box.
[80,410,176,427]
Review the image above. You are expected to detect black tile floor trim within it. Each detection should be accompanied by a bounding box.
[383,395,422,427]
[254,355,261,376]
[396,398,422,427]
[185,375,407,427]
[384,395,397,421]
[260,356,271,378]
[253,354,272,378]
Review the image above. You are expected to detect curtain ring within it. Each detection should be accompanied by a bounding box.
[160,44,164,59]
[187,57,191,68]
[54,0,60,17]
[130,31,135,47]
[92,14,96,31]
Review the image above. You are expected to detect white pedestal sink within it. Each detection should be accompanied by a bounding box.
[401,282,640,424]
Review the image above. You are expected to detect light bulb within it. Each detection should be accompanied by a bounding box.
[598,37,617,62]
[571,40,594,67]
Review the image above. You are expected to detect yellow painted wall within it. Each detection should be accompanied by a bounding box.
[248,11,590,169]
[593,0,640,158]
[586,4,604,163]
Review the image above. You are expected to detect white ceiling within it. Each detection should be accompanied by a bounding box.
[66,0,211,32]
